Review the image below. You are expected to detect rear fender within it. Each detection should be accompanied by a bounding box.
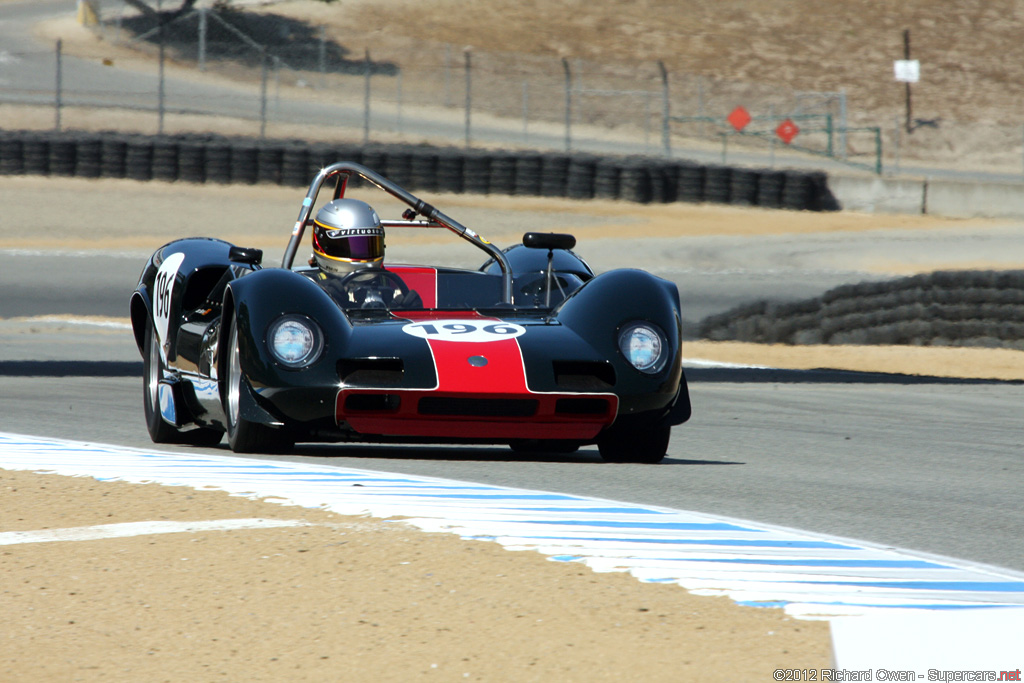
[130,238,239,363]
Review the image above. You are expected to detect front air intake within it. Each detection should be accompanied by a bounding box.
[555,398,611,415]
[418,397,538,417]
[344,393,400,412]
[338,358,404,387]
[552,360,616,390]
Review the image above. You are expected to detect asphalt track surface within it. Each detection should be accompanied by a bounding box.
[3,228,1024,577]
[2,365,1022,576]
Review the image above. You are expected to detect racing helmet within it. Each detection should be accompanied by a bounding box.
[311,198,385,274]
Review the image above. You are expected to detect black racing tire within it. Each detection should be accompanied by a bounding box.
[143,320,180,443]
[489,153,517,196]
[281,145,309,187]
[514,153,543,196]
[223,317,294,454]
[598,422,670,464]
[143,320,223,446]
[256,143,283,185]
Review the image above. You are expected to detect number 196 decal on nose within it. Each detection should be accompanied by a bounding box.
[401,319,526,342]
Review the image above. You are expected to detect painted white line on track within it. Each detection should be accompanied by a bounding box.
[1,316,133,330]
[681,357,771,369]
[0,518,308,546]
[1,431,1022,668]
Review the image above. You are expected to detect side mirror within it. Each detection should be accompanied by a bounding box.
[523,232,576,250]
[229,246,263,268]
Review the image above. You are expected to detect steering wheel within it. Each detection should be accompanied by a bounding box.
[333,269,414,309]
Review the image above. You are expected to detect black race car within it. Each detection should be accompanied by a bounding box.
[129,162,690,463]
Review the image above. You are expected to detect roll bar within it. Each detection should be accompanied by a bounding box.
[282,162,514,305]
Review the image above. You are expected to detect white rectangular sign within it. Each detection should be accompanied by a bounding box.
[894,59,920,83]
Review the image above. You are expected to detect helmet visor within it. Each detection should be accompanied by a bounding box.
[314,226,385,262]
[334,234,384,261]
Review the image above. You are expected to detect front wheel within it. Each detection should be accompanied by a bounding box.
[143,320,179,443]
[142,320,222,446]
[598,422,670,464]
[223,317,294,454]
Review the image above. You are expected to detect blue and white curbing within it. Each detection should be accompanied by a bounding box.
[1,431,1022,668]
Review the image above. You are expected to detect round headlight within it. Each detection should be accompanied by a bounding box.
[618,322,666,374]
[267,316,322,367]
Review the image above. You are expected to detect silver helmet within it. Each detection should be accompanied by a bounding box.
[311,198,384,274]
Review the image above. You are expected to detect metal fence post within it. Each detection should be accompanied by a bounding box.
[644,94,651,152]
[826,114,833,158]
[443,44,452,108]
[396,70,403,136]
[658,60,670,157]
[55,39,62,131]
[198,8,207,72]
[522,81,529,145]
[874,127,882,175]
[464,49,472,147]
[318,26,326,89]
[273,55,281,118]
[363,49,371,145]
[260,49,268,139]
[562,57,572,152]
[157,0,165,135]
[839,88,848,159]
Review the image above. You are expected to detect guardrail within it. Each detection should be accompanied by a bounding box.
[0,129,838,211]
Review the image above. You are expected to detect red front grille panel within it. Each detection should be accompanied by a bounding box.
[338,307,617,440]
[335,389,617,440]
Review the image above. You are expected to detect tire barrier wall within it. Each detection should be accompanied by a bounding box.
[0,129,838,211]
[699,270,1024,350]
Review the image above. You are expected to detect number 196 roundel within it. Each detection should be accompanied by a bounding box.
[129,161,691,463]
[402,319,525,342]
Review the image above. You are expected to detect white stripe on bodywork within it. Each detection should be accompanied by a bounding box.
[153,251,185,360]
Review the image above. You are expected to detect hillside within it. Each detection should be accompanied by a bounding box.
[262,0,1024,172]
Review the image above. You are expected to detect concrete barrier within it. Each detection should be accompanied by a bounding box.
[827,174,925,214]
[828,172,1024,219]
[925,177,1024,219]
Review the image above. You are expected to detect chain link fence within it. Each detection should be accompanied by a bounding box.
[5,1,1024,178]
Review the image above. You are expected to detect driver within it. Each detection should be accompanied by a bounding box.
[309,198,420,309]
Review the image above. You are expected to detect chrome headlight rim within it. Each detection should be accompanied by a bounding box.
[266,314,323,369]
[617,321,668,375]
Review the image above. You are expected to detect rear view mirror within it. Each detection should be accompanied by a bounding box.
[229,246,263,267]
[523,232,576,250]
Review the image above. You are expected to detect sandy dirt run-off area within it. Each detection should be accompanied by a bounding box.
[1,469,829,681]
[1,175,1021,679]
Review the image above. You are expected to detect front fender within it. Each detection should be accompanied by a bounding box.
[224,268,352,409]
[554,269,687,420]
